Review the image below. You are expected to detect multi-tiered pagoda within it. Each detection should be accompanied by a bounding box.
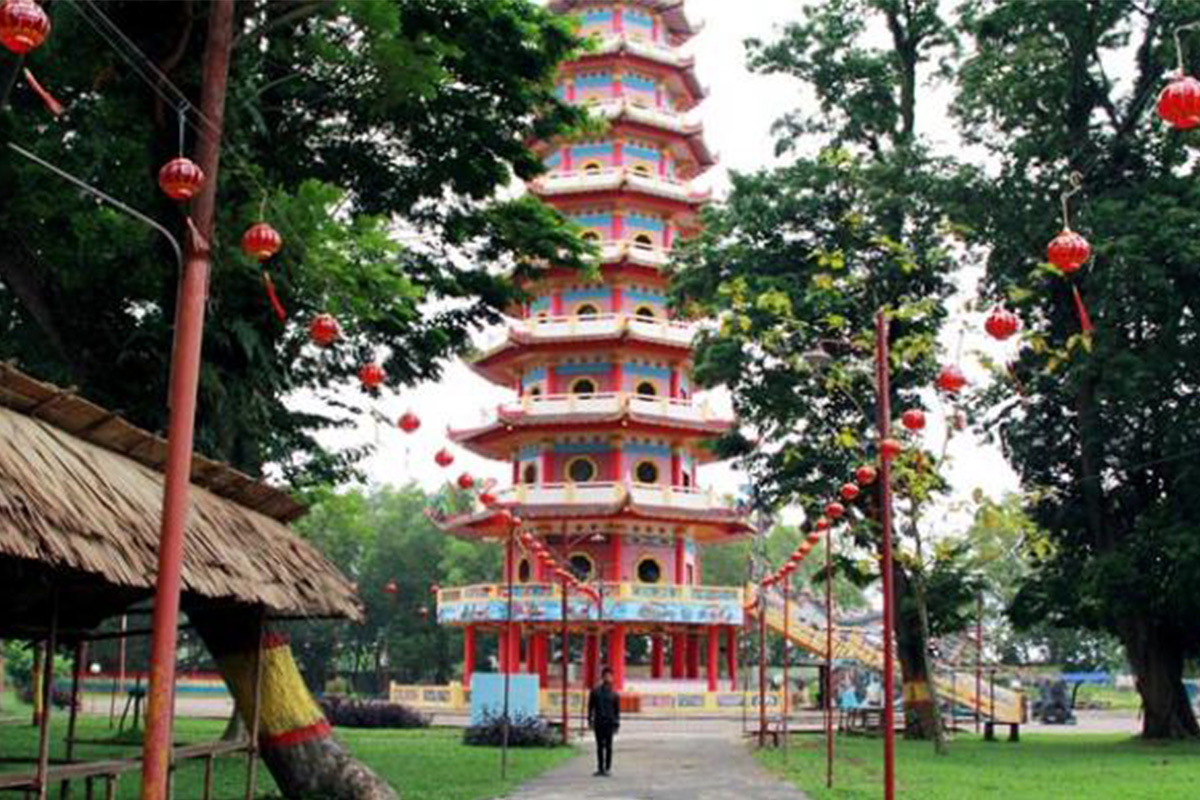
[434,0,750,704]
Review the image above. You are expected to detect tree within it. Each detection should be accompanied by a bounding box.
[0,0,587,487]
[673,0,969,741]
[955,0,1200,738]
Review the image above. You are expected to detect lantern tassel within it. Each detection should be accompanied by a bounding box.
[22,69,64,117]
[262,271,286,322]
[1072,284,1095,334]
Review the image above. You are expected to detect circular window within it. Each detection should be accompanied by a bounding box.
[633,233,654,249]
[632,164,652,177]
[681,472,691,488]
[523,463,538,484]
[576,304,600,317]
[567,457,597,483]
[518,558,532,583]
[572,378,597,395]
[637,558,662,584]
[581,230,601,242]
[583,161,602,174]
[569,554,594,580]
[635,306,656,319]
[636,381,657,397]
[635,461,659,484]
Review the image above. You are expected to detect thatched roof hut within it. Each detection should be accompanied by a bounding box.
[0,364,361,638]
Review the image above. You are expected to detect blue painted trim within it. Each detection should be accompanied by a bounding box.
[563,288,611,302]
[625,364,671,378]
[555,362,612,376]
[554,442,612,455]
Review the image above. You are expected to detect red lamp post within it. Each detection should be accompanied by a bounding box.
[875,311,897,800]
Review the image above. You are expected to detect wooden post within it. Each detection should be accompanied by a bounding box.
[62,641,86,799]
[245,609,266,800]
[36,593,59,800]
[202,756,214,800]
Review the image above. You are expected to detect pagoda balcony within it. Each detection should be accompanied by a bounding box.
[597,240,672,268]
[436,580,745,627]
[500,391,722,428]
[529,167,711,205]
[482,312,694,352]
[497,480,738,517]
[587,99,704,137]
[589,33,697,72]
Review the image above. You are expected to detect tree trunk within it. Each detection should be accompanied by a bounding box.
[893,565,942,743]
[190,606,398,800]
[1119,618,1200,740]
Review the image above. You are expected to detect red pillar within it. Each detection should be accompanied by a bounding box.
[671,449,682,486]
[609,626,628,690]
[651,635,665,679]
[671,633,686,679]
[612,439,625,483]
[611,285,624,316]
[610,534,623,582]
[535,633,549,688]
[674,537,686,584]
[669,366,681,398]
[551,290,564,316]
[706,628,719,692]
[686,634,700,680]
[509,624,522,674]
[725,626,738,691]
[584,634,599,688]
[463,626,476,689]
[540,447,553,484]
[498,627,510,673]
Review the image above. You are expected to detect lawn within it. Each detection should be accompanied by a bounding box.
[757,732,1200,799]
[0,707,575,800]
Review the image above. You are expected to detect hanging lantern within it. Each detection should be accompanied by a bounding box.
[398,411,421,434]
[1158,73,1200,130]
[936,365,968,394]
[309,313,340,347]
[806,531,822,546]
[855,465,878,486]
[880,438,903,461]
[985,307,1021,341]
[157,157,205,201]
[430,583,441,595]
[840,482,861,502]
[418,605,429,619]
[814,516,831,532]
[479,491,497,507]
[789,551,804,564]
[383,579,399,596]
[241,222,283,262]
[0,0,49,55]
[825,501,845,520]
[435,448,454,468]
[952,410,968,432]
[519,531,534,546]
[1047,229,1091,274]
[358,363,386,391]
[457,472,475,490]
[901,409,926,432]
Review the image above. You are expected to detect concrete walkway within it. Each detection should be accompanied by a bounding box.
[499,725,808,800]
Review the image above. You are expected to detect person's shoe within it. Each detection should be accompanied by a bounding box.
[593,770,605,777]
[602,771,612,777]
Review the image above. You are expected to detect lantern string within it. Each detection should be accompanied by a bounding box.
[177,104,188,157]
[1173,21,1200,75]
[1059,171,1083,231]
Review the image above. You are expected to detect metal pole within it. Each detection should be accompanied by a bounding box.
[876,310,896,800]
[561,577,569,745]
[501,523,515,779]
[758,588,767,747]
[141,4,235,797]
[976,592,983,735]
[826,530,834,789]
[782,574,789,762]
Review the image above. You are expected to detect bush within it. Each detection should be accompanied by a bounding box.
[317,696,430,729]
[463,711,560,748]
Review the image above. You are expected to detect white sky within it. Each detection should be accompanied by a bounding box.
[319,0,1020,536]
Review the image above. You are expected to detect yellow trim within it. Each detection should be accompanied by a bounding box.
[567,551,596,580]
[636,555,665,585]
[216,640,325,738]
[565,455,599,483]
[634,459,660,483]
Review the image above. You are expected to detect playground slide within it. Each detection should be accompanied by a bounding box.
[748,585,1024,725]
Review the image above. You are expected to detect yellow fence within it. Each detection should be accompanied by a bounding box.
[390,683,787,716]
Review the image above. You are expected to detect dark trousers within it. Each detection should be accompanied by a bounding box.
[594,725,615,772]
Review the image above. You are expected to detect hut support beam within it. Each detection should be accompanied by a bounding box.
[35,593,58,800]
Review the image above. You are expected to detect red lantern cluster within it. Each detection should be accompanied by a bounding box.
[825,501,845,520]
[840,482,860,501]
[1046,229,1091,274]
[435,448,454,468]
[936,365,968,394]
[855,465,877,486]
[985,307,1021,341]
[520,533,601,604]
[358,362,386,391]
[880,438,903,461]
[398,411,421,433]
[309,313,340,347]
[1158,73,1200,130]
[901,409,926,432]
[157,157,205,201]
[241,222,283,262]
[457,472,475,490]
[0,0,50,55]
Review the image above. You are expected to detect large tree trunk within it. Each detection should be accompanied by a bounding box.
[190,606,397,800]
[1119,618,1199,740]
[893,565,942,743]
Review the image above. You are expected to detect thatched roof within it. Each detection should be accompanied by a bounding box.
[0,364,361,635]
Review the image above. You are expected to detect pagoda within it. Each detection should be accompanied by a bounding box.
[433,0,751,702]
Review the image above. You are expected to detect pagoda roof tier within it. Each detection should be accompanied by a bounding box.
[566,37,705,108]
[470,313,694,386]
[548,1,702,44]
[433,484,752,543]
[533,105,715,176]
[448,393,732,460]
[530,167,709,211]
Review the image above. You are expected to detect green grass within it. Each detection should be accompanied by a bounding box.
[0,706,575,800]
[1074,684,1144,711]
[757,733,1200,799]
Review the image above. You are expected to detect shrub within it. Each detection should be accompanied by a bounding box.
[317,696,430,729]
[463,710,560,748]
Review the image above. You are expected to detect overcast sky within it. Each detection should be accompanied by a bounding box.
[316,0,1021,535]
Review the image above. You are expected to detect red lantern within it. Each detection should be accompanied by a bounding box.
[241,223,283,262]
[384,579,399,596]
[0,0,49,55]
[901,409,926,432]
[825,501,845,520]
[1158,74,1200,130]
[435,448,454,468]
[984,307,1021,341]
[157,157,205,201]
[398,411,421,434]
[881,438,903,460]
[419,605,429,619]
[798,542,814,556]
[936,365,968,394]
[1047,229,1091,274]
[840,482,861,502]
[309,313,340,347]
[855,465,878,486]
[814,516,831,531]
[430,583,440,595]
[358,363,386,391]
[479,492,497,507]
[789,551,804,563]
[806,531,822,546]
[519,531,534,545]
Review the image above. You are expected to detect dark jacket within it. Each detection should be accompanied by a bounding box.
[587,684,621,731]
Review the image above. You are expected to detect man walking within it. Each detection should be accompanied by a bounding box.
[587,665,620,776]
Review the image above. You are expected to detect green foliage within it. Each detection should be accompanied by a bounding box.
[0,0,588,486]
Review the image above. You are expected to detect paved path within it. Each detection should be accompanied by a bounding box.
[499,727,808,800]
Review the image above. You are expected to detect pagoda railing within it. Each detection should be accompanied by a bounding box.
[587,99,703,136]
[497,480,736,513]
[492,312,693,346]
[498,391,718,426]
[530,167,710,203]
[589,33,696,70]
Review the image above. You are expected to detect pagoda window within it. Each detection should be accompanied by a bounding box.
[636,381,657,397]
[576,304,600,317]
[528,386,543,397]
[518,558,532,583]
[571,378,597,395]
[634,305,656,319]
[582,161,603,175]
[633,233,654,249]
[569,553,595,580]
[681,472,692,488]
[637,557,663,584]
[635,460,660,484]
[523,463,538,484]
[631,164,652,177]
[581,230,601,243]
[567,456,598,483]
